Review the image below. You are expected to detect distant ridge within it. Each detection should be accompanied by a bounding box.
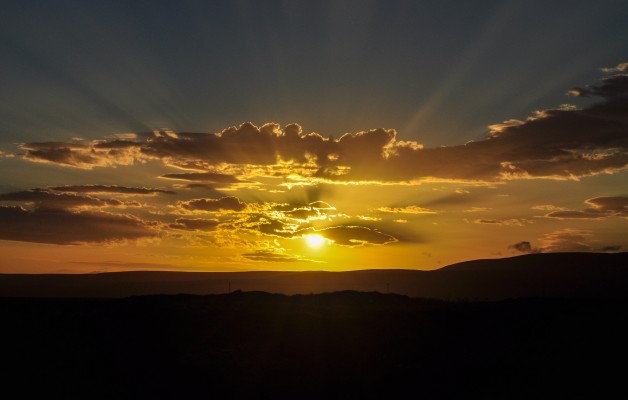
[1,252,627,300]
[439,252,627,271]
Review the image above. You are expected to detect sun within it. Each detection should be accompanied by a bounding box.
[304,234,325,248]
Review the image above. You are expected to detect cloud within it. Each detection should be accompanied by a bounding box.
[539,229,593,252]
[178,196,246,213]
[585,196,628,212]
[544,210,603,219]
[543,196,628,219]
[234,210,397,246]
[160,172,240,183]
[49,185,175,195]
[241,251,303,262]
[598,245,622,252]
[509,241,532,253]
[305,226,397,246]
[473,218,531,226]
[512,231,624,255]
[0,149,14,159]
[0,206,156,245]
[569,71,628,98]
[600,62,628,73]
[0,189,122,209]
[240,215,301,239]
[531,204,567,211]
[376,205,437,214]
[21,141,138,169]
[283,208,322,220]
[508,241,541,254]
[463,207,491,213]
[269,201,336,221]
[17,65,628,183]
[169,218,220,231]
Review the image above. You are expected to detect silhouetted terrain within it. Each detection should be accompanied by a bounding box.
[2,292,627,398]
[3,253,628,398]
[1,252,627,299]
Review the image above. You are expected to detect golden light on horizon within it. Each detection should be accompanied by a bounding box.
[304,234,325,249]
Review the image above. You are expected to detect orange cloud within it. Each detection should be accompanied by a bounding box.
[542,196,628,219]
[376,205,436,214]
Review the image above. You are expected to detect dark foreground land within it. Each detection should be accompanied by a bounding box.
[2,252,628,300]
[3,291,628,399]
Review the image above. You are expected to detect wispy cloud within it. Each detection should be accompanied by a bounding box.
[472,218,532,226]
[376,205,437,214]
[543,196,628,219]
[49,185,175,195]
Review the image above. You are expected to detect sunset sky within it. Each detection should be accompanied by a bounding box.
[1,1,627,273]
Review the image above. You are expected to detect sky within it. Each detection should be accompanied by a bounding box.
[0,0,627,273]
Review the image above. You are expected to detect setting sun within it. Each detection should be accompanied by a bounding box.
[305,234,325,248]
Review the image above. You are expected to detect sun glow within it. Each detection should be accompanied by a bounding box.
[304,234,325,248]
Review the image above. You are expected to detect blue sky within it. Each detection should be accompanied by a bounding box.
[2,0,627,146]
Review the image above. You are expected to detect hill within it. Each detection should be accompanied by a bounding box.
[2,291,627,398]
[1,252,627,299]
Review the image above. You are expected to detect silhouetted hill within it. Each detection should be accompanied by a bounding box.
[2,291,627,398]
[1,252,627,299]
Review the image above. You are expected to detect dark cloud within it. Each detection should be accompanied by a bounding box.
[284,208,321,220]
[253,216,297,238]
[242,251,303,262]
[169,218,220,231]
[598,245,622,252]
[569,73,628,99]
[510,241,532,253]
[160,172,240,183]
[179,196,246,212]
[21,142,102,168]
[0,189,122,209]
[508,241,541,254]
[49,185,175,195]
[0,206,155,245]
